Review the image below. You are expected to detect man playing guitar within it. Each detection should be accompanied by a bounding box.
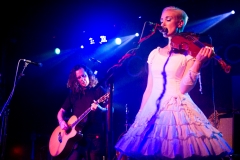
[52,64,107,160]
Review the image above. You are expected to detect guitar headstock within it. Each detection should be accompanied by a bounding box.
[97,92,110,104]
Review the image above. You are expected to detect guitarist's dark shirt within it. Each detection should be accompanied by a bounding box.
[61,86,107,137]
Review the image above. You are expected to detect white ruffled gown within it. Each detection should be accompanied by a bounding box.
[115,47,233,159]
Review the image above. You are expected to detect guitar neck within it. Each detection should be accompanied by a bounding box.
[70,107,92,128]
[69,92,110,128]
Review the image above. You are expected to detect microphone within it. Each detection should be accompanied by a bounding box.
[89,57,101,64]
[148,21,168,33]
[23,59,43,67]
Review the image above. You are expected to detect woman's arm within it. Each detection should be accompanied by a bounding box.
[180,46,213,94]
[139,64,153,111]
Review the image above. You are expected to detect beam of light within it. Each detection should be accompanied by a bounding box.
[33,48,79,70]
[185,11,233,34]
[91,34,136,61]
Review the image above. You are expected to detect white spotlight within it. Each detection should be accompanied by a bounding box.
[55,48,60,54]
[135,33,139,37]
[231,10,235,14]
[80,45,84,49]
[115,38,122,45]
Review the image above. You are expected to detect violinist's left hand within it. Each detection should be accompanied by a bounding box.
[195,46,214,64]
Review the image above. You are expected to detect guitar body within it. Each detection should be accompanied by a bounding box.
[49,92,110,158]
[49,115,83,158]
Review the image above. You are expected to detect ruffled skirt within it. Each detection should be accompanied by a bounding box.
[115,94,233,159]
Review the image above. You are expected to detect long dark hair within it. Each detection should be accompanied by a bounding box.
[67,64,98,94]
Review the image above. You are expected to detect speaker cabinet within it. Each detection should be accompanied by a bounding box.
[208,113,240,154]
[217,114,240,156]
[218,117,233,148]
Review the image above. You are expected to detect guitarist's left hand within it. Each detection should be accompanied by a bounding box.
[91,100,99,111]
[91,100,107,112]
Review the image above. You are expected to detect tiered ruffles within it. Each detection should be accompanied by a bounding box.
[115,95,233,159]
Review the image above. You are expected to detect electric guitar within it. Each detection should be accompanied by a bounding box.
[49,92,109,158]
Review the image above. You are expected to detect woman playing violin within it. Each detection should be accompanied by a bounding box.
[115,6,233,160]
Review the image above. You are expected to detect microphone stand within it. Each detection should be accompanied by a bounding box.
[125,104,129,132]
[102,21,158,160]
[0,60,28,160]
[103,53,138,160]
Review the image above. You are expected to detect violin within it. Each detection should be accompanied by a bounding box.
[170,32,231,73]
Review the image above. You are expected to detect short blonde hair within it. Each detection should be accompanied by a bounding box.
[162,6,188,32]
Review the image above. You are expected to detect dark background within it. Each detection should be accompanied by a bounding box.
[1,0,240,159]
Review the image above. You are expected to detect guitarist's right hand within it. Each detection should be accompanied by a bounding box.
[59,120,68,130]
[57,108,69,130]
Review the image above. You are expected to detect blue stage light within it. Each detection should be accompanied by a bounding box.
[115,38,122,45]
[55,48,60,54]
